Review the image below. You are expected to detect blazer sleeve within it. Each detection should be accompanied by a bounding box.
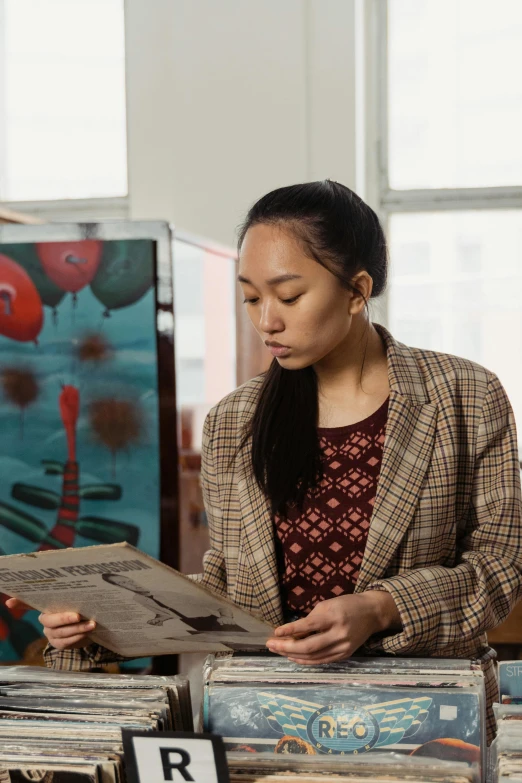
[364,372,522,656]
[43,642,126,670]
[196,407,228,597]
[44,408,228,671]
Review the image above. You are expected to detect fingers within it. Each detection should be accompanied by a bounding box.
[42,627,94,651]
[280,639,355,664]
[5,603,96,651]
[38,612,82,629]
[42,620,96,641]
[5,603,95,651]
[5,598,32,612]
[38,612,96,651]
[267,631,337,657]
[52,634,94,650]
[287,637,353,660]
[273,615,323,638]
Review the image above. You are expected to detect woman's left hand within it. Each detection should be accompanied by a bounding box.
[265,591,401,665]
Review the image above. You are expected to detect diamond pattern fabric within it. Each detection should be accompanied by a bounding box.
[274,396,389,619]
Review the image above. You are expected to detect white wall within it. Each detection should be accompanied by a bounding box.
[124,0,360,247]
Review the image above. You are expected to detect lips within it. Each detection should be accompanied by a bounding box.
[266,342,291,358]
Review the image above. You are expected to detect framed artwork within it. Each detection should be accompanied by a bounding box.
[0,221,178,665]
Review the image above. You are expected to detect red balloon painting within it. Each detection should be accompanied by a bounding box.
[36,240,102,294]
[0,254,44,343]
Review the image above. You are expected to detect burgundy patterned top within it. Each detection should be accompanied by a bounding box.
[274,396,390,619]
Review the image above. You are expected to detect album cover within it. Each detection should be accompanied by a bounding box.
[0,767,99,782]
[205,683,483,762]
[498,661,522,701]
[0,542,273,656]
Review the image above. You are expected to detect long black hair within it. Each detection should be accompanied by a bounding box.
[237,180,388,517]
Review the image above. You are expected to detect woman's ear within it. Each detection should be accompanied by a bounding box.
[348,271,373,315]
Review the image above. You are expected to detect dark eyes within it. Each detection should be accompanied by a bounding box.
[243,295,301,305]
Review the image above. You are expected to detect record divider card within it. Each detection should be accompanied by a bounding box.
[122,730,230,783]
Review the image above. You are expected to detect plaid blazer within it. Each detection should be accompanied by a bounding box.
[44,323,522,739]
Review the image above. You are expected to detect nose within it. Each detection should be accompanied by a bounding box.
[258,300,284,336]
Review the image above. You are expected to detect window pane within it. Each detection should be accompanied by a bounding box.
[388,0,522,189]
[388,211,522,439]
[2,0,127,200]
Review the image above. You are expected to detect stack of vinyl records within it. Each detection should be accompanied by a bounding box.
[227,751,478,782]
[491,703,522,783]
[0,665,192,782]
[203,656,485,778]
[490,661,522,783]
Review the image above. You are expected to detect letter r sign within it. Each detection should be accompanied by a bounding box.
[122,731,229,783]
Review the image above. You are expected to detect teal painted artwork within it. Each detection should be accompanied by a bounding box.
[0,237,162,664]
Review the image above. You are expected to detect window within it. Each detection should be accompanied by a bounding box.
[377,0,522,442]
[388,0,522,190]
[0,0,127,201]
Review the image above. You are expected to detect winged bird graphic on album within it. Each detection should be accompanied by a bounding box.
[257,691,432,754]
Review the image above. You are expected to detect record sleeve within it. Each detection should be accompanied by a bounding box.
[0,543,273,656]
[203,655,485,773]
[0,765,101,782]
[498,661,522,701]
[226,751,478,782]
[205,683,482,755]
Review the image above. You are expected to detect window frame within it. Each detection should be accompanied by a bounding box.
[0,196,129,223]
[371,0,522,457]
[375,0,522,214]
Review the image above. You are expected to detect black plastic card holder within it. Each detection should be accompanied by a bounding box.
[122,730,230,783]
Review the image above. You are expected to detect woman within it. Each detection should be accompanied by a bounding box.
[7,180,522,742]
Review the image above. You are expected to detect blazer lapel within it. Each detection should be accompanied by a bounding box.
[354,390,438,590]
[237,453,284,626]
[356,324,438,590]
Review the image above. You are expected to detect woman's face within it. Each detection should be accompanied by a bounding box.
[238,223,367,370]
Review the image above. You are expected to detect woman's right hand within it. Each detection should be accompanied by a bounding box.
[5,598,96,650]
